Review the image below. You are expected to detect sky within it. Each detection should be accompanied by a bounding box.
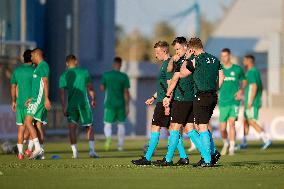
[116,0,234,37]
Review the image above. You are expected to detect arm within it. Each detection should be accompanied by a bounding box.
[163,72,180,107]
[43,77,51,110]
[235,80,247,100]
[10,84,17,112]
[248,83,257,108]
[167,57,175,72]
[59,88,67,116]
[124,89,130,115]
[180,60,193,78]
[145,92,157,105]
[218,70,225,88]
[87,83,96,108]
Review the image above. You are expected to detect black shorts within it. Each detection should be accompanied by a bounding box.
[152,102,170,128]
[171,101,194,125]
[193,92,217,125]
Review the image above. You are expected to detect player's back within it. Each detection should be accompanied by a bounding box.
[102,70,129,108]
[60,67,91,107]
[11,63,35,107]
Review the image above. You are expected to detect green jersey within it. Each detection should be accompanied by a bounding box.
[219,64,245,106]
[156,58,173,102]
[31,61,50,101]
[244,67,262,107]
[101,70,130,109]
[173,56,194,101]
[59,67,92,108]
[189,52,222,94]
[10,63,35,108]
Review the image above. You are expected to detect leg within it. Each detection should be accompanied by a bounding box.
[104,122,112,151]
[17,125,25,155]
[220,122,229,155]
[86,125,98,157]
[35,121,45,148]
[228,118,236,155]
[176,127,188,159]
[144,125,160,161]
[165,122,181,163]
[24,115,41,152]
[198,124,212,164]
[69,123,78,158]
[117,123,125,151]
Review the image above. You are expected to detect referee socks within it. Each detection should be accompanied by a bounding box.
[187,129,203,154]
[145,132,160,161]
[165,130,180,162]
[208,130,217,154]
[177,134,188,159]
[200,131,212,163]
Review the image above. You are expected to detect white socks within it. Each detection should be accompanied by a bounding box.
[71,144,78,157]
[223,139,229,147]
[28,140,34,151]
[89,141,95,153]
[117,124,125,148]
[32,138,41,151]
[104,123,112,138]
[17,144,23,154]
[260,132,269,143]
[229,141,235,150]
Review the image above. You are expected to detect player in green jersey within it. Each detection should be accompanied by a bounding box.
[180,38,224,167]
[59,55,98,158]
[132,41,188,166]
[218,48,246,156]
[241,54,271,150]
[10,50,35,160]
[25,48,51,159]
[100,57,130,151]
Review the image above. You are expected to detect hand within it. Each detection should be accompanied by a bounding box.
[165,106,171,116]
[173,54,180,62]
[163,97,171,107]
[145,97,155,106]
[235,90,243,100]
[25,98,32,107]
[44,99,52,111]
[125,105,130,116]
[91,99,96,109]
[11,101,16,112]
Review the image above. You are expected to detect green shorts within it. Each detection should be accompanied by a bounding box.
[16,106,28,126]
[244,106,259,121]
[67,106,93,126]
[219,105,239,123]
[27,101,47,125]
[104,107,126,124]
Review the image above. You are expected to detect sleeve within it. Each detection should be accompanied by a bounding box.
[59,74,66,89]
[85,70,92,84]
[174,60,182,72]
[39,64,50,78]
[124,74,130,89]
[166,71,173,80]
[10,70,17,84]
[247,71,257,84]
[186,59,195,73]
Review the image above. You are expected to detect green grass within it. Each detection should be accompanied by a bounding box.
[0,139,284,189]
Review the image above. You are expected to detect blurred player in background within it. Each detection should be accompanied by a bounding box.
[59,55,98,158]
[218,48,245,156]
[100,57,130,151]
[25,48,51,159]
[240,54,272,149]
[10,49,35,159]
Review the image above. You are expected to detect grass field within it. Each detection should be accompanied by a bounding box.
[0,139,283,189]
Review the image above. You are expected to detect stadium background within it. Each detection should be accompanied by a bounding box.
[0,0,283,141]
